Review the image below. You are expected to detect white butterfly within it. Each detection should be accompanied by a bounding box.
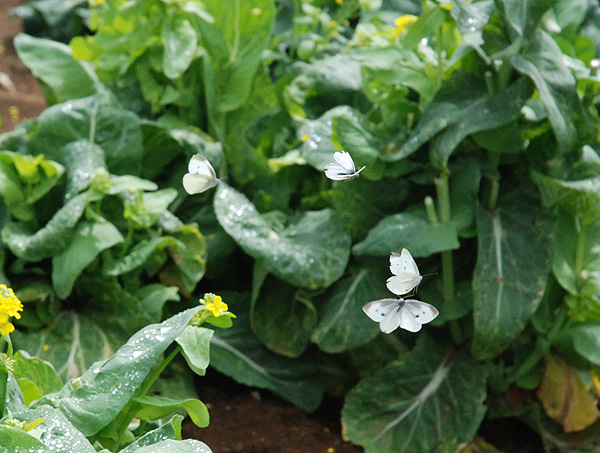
[182,154,220,195]
[324,151,365,181]
[386,248,423,296]
[362,298,439,333]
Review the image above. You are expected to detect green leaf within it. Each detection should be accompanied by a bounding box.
[10,405,98,453]
[162,16,198,80]
[311,268,389,354]
[210,295,323,412]
[62,140,106,199]
[29,92,144,175]
[52,220,124,298]
[12,351,63,406]
[351,47,437,101]
[176,326,213,376]
[14,33,96,104]
[31,307,200,437]
[124,439,213,453]
[472,192,551,360]
[118,414,185,452]
[0,152,64,221]
[135,284,180,322]
[0,425,50,453]
[132,395,209,428]
[214,184,351,289]
[388,73,527,167]
[353,211,459,257]
[13,311,114,382]
[498,0,556,42]
[553,325,600,366]
[342,335,488,453]
[510,30,578,153]
[199,0,276,112]
[251,274,317,358]
[552,209,600,296]
[1,192,88,262]
[104,236,183,277]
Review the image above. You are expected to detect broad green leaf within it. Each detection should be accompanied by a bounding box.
[165,225,207,294]
[132,395,209,428]
[311,268,389,354]
[251,274,317,358]
[199,0,276,112]
[127,439,212,453]
[1,192,88,262]
[449,157,482,237]
[0,152,64,221]
[472,192,551,360]
[176,326,213,376]
[108,175,158,195]
[342,334,488,453]
[162,16,198,80]
[429,79,528,168]
[510,30,578,153]
[104,236,184,277]
[14,33,96,104]
[388,73,527,166]
[31,307,200,437]
[351,47,436,101]
[29,92,144,175]
[62,140,106,199]
[553,325,600,366]
[0,425,50,453]
[10,405,98,453]
[214,184,351,289]
[135,284,180,322]
[12,351,63,406]
[13,311,114,382]
[210,294,323,412]
[5,373,28,414]
[118,414,186,452]
[532,171,600,222]
[552,209,600,296]
[52,220,124,299]
[498,0,556,42]
[353,211,459,257]
[125,189,178,230]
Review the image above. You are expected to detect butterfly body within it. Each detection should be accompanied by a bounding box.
[324,151,365,181]
[183,154,220,195]
[362,298,438,333]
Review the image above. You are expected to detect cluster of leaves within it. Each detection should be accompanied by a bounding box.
[2,0,600,451]
[0,304,225,452]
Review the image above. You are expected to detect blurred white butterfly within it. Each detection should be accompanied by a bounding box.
[324,151,365,181]
[362,298,439,333]
[386,248,423,296]
[182,154,220,195]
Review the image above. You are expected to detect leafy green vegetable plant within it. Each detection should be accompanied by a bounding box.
[1,289,232,452]
[3,0,600,451]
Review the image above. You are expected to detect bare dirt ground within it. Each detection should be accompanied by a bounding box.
[0,0,46,133]
[0,2,363,452]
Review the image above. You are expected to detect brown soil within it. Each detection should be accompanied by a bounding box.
[0,3,362,452]
[0,0,46,134]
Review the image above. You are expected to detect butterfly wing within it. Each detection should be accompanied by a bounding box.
[324,151,364,180]
[362,298,398,322]
[188,154,216,178]
[387,249,422,295]
[403,300,439,327]
[183,154,219,194]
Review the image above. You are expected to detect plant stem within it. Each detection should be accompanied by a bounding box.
[435,172,462,344]
[508,336,550,384]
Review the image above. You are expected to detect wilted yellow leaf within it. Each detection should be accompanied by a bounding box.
[537,355,600,433]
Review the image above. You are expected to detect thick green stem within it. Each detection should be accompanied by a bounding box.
[508,336,550,384]
[435,173,462,344]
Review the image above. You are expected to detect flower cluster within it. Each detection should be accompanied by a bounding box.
[202,293,229,317]
[0,284,23,335]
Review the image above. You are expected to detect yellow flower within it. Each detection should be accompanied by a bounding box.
[335,0,343,5]
[202,293,229,317]
[0,284,23,335]
[300,133,309,142]
[394,14,418,35]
